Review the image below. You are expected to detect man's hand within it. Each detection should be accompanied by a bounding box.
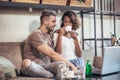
[69,63,78,73]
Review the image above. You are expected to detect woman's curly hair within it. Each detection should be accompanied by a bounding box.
[61,11,80,30]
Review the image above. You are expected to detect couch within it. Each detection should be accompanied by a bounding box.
[0,42,54,80]
[0,42,102,80]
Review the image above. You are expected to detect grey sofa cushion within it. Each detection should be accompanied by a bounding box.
[0,42,23,74]
[0,56,16,78]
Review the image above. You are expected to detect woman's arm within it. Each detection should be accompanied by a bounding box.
[69,31,82,57]
[55,28,65,54]
[74,38,82,57]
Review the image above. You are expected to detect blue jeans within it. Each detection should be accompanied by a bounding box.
[69,58,85,67]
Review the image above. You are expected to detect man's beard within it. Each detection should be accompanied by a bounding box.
[48,29,53,34]
[47,27,54,34]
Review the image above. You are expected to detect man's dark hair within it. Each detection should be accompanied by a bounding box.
[40,10,56,24]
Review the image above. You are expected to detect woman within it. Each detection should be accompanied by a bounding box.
[53,11,84,68]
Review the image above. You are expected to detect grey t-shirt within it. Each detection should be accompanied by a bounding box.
[24,29,53,65]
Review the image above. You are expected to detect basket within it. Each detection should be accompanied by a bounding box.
[12,0,40,4]
[0,0,9,1]
[69,0,92,7]
[40,0,67,6]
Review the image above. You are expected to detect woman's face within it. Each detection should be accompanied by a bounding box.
[63,16,72,26]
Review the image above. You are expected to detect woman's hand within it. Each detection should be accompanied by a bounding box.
[59,27,66,36]
[69,31,78,40]
[54,28,65,36]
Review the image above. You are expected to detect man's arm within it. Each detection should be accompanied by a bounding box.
[37,44,77,72]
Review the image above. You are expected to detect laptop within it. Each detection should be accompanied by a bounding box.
[101,73,120,80]
[92,46,120,75]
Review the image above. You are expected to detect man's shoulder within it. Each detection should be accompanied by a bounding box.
[33,29,42,34]
[30,29,42,36]
[27,30,42,41]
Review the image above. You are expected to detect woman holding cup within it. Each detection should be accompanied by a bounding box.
[53,11,85,79]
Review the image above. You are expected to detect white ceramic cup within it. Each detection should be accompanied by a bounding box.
[65,26,72,32]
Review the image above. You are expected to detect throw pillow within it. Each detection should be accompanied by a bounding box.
[0,56,16,78]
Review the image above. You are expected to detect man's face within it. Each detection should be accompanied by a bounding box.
[46,15,56,32]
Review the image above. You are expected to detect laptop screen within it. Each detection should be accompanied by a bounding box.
[102,46,120,75]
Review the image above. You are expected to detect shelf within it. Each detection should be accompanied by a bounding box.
[83,38,111,41]
[0,1,94,12]
[84,12,120,16]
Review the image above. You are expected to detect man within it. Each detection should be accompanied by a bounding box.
[21,10,77,79]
